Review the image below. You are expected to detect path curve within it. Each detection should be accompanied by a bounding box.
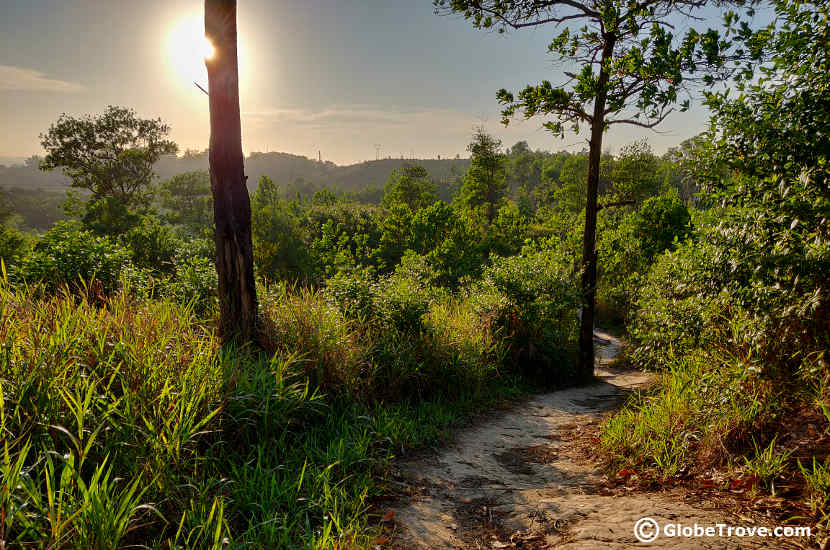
[391,330,788,549]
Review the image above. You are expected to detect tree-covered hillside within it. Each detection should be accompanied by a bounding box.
[1,150,470,200]
[1,0,828,547]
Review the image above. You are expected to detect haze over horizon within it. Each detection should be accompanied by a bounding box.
[1,0,763,165]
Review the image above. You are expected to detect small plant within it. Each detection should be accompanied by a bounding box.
[799,457,830,519]
[117,215,179,274]
[744,437,792,491]
[164,253,218,315]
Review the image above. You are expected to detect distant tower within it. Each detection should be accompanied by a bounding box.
[318,150,322,163]
[374,144,382,161]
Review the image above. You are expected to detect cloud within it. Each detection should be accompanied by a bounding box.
[243,104,460,130]
[0,65,84,92]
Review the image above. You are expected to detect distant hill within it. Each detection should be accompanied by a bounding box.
[0,156,27,167]
[0,152,471,198]
[157,152,471,196]
[0,159,72,190]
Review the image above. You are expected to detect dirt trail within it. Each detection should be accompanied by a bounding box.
[391,331,788,549]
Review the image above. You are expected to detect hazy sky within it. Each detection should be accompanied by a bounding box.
[0,0,762,165]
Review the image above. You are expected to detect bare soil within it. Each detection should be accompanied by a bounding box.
[390,331,803,549]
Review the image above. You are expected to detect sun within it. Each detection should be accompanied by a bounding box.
[167,14,214,87]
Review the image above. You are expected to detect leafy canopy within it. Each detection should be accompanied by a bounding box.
[40,106,177,204]
[458,128,508,224]
[382,164,438,211]
[434,0,755,135]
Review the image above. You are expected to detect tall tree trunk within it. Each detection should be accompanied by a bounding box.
[205,0,257,342]
[578,36,616,379]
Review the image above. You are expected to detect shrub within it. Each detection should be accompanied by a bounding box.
[629,201,828,371]
[325,269,377,321]
[165,253,218,315]
[631,195,691,262]
[117,215,179,274]
[321,267,522,401]
[0,225,28,284]
[21,221,131,294]
[626,237,718,368]
[596,195,691,323]
[372,271,435,334]
[473,248,580,382]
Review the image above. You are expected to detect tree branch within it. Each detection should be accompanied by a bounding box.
[462,0,601,29]
[607,109,673,128]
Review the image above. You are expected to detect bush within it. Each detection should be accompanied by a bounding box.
[325,269,376,321]
[473,248,580,383]
[117,215,179,274]
[596,195,691,324]
[165,253,218,315]
[629,202,828,371]
[319,265,539,401]
[326,261,442,334]
[21,221,131,294]
[373,270,436,334]
[0,224,27,265]
[626,237,717,368]
[632,195,691,262]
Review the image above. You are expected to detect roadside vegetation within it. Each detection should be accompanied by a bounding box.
[600,0,830,536]
[0,109,695,547]
[0,0,827,547]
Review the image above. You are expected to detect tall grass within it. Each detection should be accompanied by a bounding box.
[601,350,776,477]
[0,272,537,548]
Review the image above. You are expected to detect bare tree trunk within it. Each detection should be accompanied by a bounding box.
[578,36,616,379]
[205,0,257,342]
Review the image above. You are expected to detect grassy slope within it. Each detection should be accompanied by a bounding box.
[0,281,526,549]
[601,346,830,534]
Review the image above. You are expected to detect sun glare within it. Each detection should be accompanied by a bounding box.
[166,12,252,97]
[167,14,212,87]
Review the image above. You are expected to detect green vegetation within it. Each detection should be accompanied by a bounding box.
[1,0,828,545]
[3,115,607,545]
[0,274,539,548]
[1,110,700,545]
[601,0,830,532]
[39,106,178,235]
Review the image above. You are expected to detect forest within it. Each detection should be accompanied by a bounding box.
[0,0,827,548]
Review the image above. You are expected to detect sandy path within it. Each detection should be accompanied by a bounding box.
[391,331,793,549]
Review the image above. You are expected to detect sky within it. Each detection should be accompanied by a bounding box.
[0,0,767,166]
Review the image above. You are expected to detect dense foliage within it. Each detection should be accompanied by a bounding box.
[603,0,830,533]
[0,109,702,546]
[3,0,828,540]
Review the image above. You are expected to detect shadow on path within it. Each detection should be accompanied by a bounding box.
[391,331,790,549]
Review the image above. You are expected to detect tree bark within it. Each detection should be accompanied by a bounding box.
[205,0,257,342]
[578,35,616,379]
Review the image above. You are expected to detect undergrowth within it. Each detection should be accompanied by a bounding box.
[0,263,564,548]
